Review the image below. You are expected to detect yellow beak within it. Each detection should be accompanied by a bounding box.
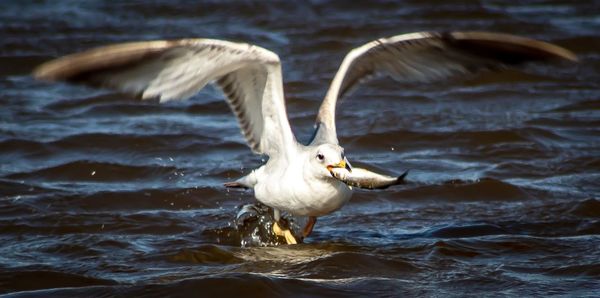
[327,160,348,172]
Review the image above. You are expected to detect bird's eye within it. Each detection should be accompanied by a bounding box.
[316,153,324,161]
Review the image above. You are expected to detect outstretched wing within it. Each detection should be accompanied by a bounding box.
[33,39,297,158]
[312,31,577,145]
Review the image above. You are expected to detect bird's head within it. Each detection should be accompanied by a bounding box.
[309,144,352,178]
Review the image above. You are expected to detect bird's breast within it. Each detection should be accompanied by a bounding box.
[254,174,353,217]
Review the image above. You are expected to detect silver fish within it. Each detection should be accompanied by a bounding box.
[330,167,408,190]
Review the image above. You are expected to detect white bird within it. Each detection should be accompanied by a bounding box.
[33,31,576,244]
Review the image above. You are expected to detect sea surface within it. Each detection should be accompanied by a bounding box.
[1,1,599,297]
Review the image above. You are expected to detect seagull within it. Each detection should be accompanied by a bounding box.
[33,31,576,244]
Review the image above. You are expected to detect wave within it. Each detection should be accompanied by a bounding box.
[0,270,117,294]
[392,178,530,202]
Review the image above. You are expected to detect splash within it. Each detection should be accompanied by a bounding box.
[235,202,306,247]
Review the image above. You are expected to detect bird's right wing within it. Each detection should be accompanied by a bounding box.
[312,31,577,145]
[33,39,297,158]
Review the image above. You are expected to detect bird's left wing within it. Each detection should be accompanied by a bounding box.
[311,31,577,145]
[33,39,297,158]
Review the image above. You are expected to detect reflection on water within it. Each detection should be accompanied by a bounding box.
[1,0,599,297]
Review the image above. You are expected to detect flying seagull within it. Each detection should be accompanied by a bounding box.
[33,31,576,244]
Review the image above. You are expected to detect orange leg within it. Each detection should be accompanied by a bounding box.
[302,216,318,238]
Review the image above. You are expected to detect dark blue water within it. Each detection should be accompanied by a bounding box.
[1,1,599,297]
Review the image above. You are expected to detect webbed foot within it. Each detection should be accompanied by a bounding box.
[272,221,298,245]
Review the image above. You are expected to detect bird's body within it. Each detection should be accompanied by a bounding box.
[253,149,353,217]
[32,31,576,244]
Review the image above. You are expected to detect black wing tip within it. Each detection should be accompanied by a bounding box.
[442,31,578,64]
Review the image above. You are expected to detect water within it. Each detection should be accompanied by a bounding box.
[1,1,599,296]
